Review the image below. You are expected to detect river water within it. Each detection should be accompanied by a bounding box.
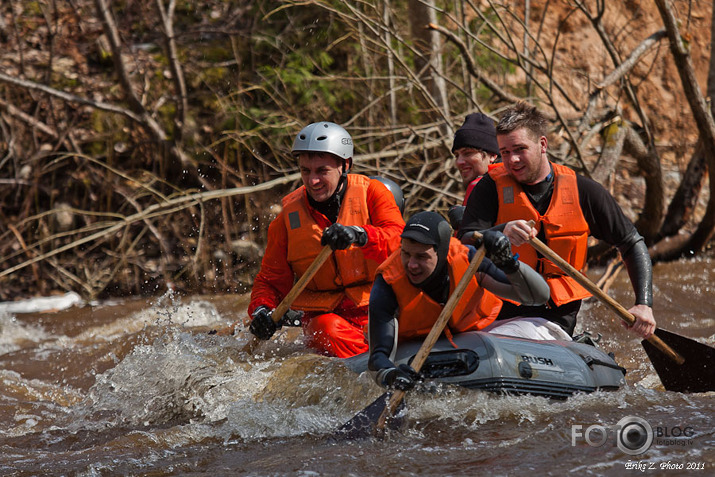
[1,256,713,476]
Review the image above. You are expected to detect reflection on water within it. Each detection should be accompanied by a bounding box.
[0,256,713,476]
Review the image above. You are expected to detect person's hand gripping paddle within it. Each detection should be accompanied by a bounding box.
[211,245,332,355]
[336,237,487,439]
[527,234,714,393]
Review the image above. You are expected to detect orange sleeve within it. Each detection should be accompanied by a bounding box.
[248,214,295,316]
[361,180,406,263]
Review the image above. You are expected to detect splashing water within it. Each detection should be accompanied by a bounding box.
[0,261,713,475]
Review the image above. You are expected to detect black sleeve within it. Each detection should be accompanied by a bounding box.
[367,274,400,372]
[577,175,639,245]
[621,239,653,307]
[577,175,653,306]
[458,175,501,240]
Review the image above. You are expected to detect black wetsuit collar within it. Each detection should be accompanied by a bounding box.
[418,263,450,305]
[522,164,555,214]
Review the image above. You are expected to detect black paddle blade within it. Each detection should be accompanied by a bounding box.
[332,392,405,440]
[641,328,715,393]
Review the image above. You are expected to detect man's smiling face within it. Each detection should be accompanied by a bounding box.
[298,153,344,203]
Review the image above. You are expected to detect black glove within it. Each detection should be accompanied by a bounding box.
[321,223,367,250]
[382,364,421,391]
[448,205,466,231]
[459,230,483,247]
[278,308,304,327]
[249,305,279,340]
[483,230,520,274]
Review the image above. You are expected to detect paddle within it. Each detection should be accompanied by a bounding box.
[337,240,487,439]
[212,245,333,355]
[528,235,715,393]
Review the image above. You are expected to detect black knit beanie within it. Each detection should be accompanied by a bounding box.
[451,113,499,155]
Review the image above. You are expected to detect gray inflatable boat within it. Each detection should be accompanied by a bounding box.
[344,332,626,399]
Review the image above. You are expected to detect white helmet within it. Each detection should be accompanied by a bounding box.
[291,122,353,160]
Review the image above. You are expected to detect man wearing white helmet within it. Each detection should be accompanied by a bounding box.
[247,122,405,358]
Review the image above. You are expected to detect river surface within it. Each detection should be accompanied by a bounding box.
[1,256,713,476]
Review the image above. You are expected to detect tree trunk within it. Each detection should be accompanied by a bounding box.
[623,126,664,244]
[656,139,707,242]
[409,0,450,133]
[654,0,715,254]
[591,117,627,186]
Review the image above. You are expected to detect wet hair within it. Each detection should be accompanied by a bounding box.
[496,101,548,142]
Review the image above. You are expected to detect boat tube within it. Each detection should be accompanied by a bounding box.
[344,331,626,399]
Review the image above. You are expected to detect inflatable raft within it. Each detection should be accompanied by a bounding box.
[344,331,626,399]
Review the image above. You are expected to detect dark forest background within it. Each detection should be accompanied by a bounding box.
[0,0,713,301]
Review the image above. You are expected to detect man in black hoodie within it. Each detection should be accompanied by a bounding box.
[367,211,550,390]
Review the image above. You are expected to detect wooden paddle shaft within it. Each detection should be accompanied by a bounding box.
[241,245,333,355]
[273,245,332,321]
[528,236,684,365]
[377,242,487,431]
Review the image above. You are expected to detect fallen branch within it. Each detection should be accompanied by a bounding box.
[0,173,300,279]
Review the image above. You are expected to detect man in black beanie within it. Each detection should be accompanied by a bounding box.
[452,112,500,204]
[448,113,501,233]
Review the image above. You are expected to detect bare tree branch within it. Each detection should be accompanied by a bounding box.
[427,22,522,104]
[0,71,144,123]
[155,0,188,141]
[93,0,191,175]
[596,30,667,90]
[654,0,715,253]
[624,126,664,242]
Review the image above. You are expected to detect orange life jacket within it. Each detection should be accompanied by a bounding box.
[490,162,591,306]
[282,174,378,311]
[377,237,501,340]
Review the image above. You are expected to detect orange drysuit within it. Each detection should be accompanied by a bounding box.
[249,174,405,358]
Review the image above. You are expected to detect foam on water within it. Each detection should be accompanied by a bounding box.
[0,312,54,355]
[1,287,712,475]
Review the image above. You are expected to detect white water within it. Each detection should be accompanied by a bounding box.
[0,260,713,475]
